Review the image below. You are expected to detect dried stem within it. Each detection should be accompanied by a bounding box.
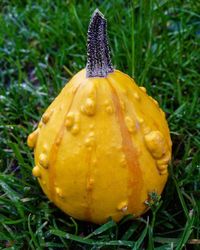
[86,9,114,78]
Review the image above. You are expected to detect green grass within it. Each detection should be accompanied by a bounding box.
[0,0,200,249]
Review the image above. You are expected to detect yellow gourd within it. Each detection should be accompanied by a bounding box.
[27,10,172,224]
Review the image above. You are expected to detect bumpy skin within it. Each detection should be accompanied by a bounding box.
[28,69,172,224]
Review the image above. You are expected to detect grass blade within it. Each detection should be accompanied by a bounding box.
[50,229,135,247]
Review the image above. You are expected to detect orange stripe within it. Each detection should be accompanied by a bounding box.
[48,84,81,201]
[108,79,143,214]
[84,151,93,221]
[84,86,97,221]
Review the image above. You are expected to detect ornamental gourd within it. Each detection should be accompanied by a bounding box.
[27,10,172,224]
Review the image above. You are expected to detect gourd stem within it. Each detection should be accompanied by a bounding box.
[86,9,114,78]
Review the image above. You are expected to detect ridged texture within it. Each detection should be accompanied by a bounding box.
[28,69,172,224]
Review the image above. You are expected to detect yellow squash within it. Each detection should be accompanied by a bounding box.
[27,10,172,224]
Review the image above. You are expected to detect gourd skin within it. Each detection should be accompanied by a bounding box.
[28,69,172,224]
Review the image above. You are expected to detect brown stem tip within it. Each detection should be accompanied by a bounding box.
[86,9,114,78]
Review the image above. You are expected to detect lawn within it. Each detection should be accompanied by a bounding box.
[0,0,200,249]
